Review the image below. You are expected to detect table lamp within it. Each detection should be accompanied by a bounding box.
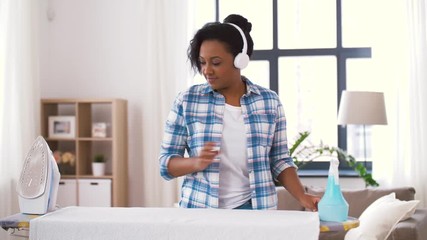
[337,91,388,167]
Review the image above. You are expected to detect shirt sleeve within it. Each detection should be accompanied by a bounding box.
[159,93,188,180]
[269,100,298,180]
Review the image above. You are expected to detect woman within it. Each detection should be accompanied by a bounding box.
[159,14,319,210]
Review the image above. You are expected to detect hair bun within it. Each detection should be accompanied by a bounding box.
[223,14,252,33]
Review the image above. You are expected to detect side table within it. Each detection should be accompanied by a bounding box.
[0,213,42,238]
[320,216,359,232]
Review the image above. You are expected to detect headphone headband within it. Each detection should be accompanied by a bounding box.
[226,23,249,69]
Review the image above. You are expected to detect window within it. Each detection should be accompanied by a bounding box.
[189,0,374,174]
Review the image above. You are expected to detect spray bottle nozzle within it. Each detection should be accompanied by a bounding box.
[329,158,340,185]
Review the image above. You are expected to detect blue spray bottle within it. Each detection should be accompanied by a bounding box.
[318,158,349,222]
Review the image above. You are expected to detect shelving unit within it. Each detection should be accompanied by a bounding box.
[41,98,128,207]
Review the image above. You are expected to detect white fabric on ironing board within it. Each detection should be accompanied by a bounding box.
[29,206,319,240]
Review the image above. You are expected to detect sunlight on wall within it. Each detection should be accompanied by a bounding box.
[0,1,6,121]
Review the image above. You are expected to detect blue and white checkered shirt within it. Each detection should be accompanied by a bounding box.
[159,77,296,210]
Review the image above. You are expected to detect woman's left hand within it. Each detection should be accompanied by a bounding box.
[299,193,321,212]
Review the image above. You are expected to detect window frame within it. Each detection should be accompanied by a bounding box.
[215,0,372,174]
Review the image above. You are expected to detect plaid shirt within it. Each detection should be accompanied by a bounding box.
[159,78,296,210]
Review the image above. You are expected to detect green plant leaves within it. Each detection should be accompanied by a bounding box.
[290,132,379,187]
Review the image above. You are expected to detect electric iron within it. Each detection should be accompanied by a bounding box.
[16,136,61,214]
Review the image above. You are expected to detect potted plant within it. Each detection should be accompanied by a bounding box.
[287,131,379,187]
[92,154,106,176]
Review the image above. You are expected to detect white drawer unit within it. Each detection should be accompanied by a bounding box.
[78,179,112,207]
[57,179,77,207]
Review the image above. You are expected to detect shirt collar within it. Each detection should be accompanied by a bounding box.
[199,76,261,96]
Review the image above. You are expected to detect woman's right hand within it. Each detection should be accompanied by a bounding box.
[167,142,219,177]
[193,142,219,171]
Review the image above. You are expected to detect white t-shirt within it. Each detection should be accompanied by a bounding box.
[218,104,252,209]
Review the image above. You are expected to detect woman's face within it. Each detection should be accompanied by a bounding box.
[199,40,241,92]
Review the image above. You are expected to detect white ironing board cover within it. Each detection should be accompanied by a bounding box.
[29,206,319,240]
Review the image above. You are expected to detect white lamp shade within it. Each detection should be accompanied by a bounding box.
[337,91,388,125]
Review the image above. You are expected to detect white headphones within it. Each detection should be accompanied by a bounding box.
[226,23,250,69]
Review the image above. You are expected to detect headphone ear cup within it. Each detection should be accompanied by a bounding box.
[234,52,250,69]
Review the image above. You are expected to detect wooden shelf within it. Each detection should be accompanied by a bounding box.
[41,98,128,207]
[78,137,113,141]
[77,175,114,179]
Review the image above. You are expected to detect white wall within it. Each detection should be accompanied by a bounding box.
[39,0,179,207]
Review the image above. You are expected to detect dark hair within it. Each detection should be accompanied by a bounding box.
[187,14,254,73]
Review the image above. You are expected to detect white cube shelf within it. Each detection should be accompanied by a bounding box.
[78,179,112,207]
[57,179,77,207]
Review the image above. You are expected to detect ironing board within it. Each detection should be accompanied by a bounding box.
[2,208,358,239]
[29,206,320,240]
